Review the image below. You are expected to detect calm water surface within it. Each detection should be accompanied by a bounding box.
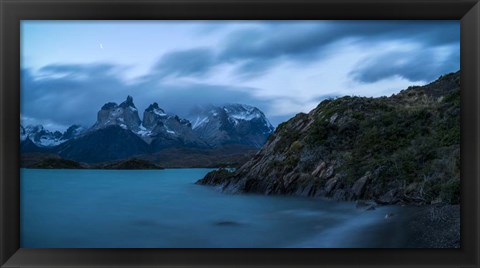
[21,168,415,248]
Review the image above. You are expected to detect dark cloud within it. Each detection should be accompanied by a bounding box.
[39,63,117,76]
[21,21,460,130]
[234,58,278,79]
[141,21,459,81]
[21,64,132,129]
[152,48,216,78]
[21,64,272,129]
[218,21,459,78]
[350,46,460,83]
[221,21,460,60]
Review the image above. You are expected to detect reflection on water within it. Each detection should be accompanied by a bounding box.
[21,168,416,248]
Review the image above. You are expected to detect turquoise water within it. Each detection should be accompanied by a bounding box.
[21,168,412,248]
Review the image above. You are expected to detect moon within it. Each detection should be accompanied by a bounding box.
[100,43,104,49]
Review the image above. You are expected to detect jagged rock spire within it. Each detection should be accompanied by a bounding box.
[120,95,136,108]
[93,96,141,131]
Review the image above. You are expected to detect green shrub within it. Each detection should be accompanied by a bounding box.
[284,156,300,172]
[274,130,301,153]
[289,140,303,153]
[307,120,336,145]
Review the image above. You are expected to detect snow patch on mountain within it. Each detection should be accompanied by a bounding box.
[191,116,210,130]
[153,108,167,117]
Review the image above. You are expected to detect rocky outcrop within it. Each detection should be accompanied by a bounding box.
[140,102,206,149]
[142,103,168,130]
[91,95,142,132]
[197,71,461,205]
[352,172,371,198]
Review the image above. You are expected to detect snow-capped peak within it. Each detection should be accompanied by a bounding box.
[187,103,274,148]
[92,96,142,132]
[20,124,85,147]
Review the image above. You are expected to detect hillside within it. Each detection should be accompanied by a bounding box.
[197,71,460,205]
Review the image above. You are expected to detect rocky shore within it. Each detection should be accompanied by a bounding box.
[405,204,460,248]
[196,72,461,247]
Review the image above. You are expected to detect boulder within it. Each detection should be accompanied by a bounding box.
[311,161,326,177]
[324,165,335,179]
[405,182,420,194]
[324,177,338,194]
[352,172,371,198]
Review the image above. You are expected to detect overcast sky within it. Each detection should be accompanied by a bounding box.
[21,20,460,131]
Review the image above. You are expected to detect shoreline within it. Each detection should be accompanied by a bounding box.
[202,182,461,248]
[403,204,460,248]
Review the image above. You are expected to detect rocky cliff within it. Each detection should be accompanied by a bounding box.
[91,95,142,132]
[141,102,206,149]
[197,71,460,205]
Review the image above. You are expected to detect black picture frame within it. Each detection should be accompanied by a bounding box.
[1,0,479,267]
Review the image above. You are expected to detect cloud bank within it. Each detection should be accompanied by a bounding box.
[21,20,460,130]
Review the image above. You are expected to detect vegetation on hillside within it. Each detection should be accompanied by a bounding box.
[198,71,460,205]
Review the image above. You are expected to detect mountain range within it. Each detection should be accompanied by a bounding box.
[20,97,274,164]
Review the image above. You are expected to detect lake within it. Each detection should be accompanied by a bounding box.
[21,168,415,248]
